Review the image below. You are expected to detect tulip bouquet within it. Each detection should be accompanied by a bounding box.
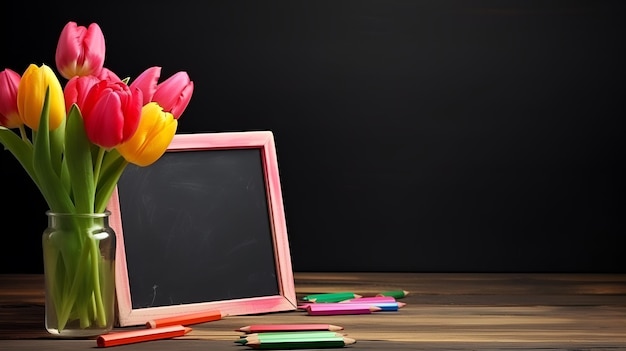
[0,21,193,335]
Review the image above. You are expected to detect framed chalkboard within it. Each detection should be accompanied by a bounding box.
[108,131,297,327]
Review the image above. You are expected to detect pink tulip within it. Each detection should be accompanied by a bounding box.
[130,67,193,119]
[129,66,161,105]
[0,68,22,128]
[81,80,143,149]
[153,71,193,119]
[55,21,106,79]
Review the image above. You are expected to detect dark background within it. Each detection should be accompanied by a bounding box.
[1,0,624,273]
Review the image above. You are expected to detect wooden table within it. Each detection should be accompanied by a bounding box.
[1,272,625,350]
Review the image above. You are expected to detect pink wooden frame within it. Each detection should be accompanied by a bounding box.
[108,131,297,327]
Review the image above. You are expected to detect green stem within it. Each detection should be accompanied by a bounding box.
[56,236,91,331]
[88,237,106,326]
[93,147,106,190]
[18,125,30,143]
[52,214,112,332]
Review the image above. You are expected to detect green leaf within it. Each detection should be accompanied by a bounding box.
[59,156,71,201]
[64,104,95,213]
[32,88,74,213]
[50,117,66,177]
[95,149,128,213]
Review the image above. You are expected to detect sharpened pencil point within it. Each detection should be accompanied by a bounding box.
[344,337,357,345]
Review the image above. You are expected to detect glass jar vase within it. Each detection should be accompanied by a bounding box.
[42,211,116,338]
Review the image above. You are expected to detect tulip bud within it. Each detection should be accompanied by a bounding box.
[130,67,193,119]
[129,66,161,105]
[81,80,142,149]
[0,68,22,129]
[17,64,66,131]
[152,71,194,119]
[55,21,106,79]
[116,102,178,167]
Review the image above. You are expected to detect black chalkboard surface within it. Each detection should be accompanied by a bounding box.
[108,131,296,327]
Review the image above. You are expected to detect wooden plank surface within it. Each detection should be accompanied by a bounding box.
[1,273,625,350]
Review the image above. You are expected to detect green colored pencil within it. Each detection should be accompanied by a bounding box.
[240,334,346,346]
[244,336,356,349]
[376,290,409,299]
[301,292,361,303]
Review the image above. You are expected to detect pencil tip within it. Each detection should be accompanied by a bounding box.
[344,337,357,345]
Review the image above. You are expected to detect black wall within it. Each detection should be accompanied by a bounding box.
[1,0,624,273]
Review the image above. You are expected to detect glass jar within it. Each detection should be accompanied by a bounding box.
[42,211,116,338]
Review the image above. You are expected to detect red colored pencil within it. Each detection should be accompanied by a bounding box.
[96,325,192,347]
[236,324,344,333]
[306,304,381,316]
[146,310,223,328]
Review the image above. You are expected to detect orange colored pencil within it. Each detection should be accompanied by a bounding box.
[96,325,192,347]
[146,310,223,328]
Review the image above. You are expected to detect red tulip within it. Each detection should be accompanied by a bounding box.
[0,68,22,128]
[63,75,100,113]
[130,67,193,119]
[81,80,142,149]
[97,67,122,82]
[55,21,106,79]
[64,69,122,113]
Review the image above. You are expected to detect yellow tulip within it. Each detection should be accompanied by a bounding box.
[17,64,66,131]
[116,102,177,167]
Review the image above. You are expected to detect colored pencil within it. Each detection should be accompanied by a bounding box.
[339,296,397,303]
[146,310,223,328]
[301,292,362,303]
[244,336,356,349]
[240,331,347,339]
[96,325,192,347]
[376,290,409,299]
[299,300,405,310]
[306,304,381,316]
[236,331,346,344]
[236,324,344,333]
[303,301,405,311]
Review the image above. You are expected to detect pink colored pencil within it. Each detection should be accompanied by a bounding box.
[307,304,381,316]
[236,324,344,333]
[339,296,397,303]
[306,302,405,311]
